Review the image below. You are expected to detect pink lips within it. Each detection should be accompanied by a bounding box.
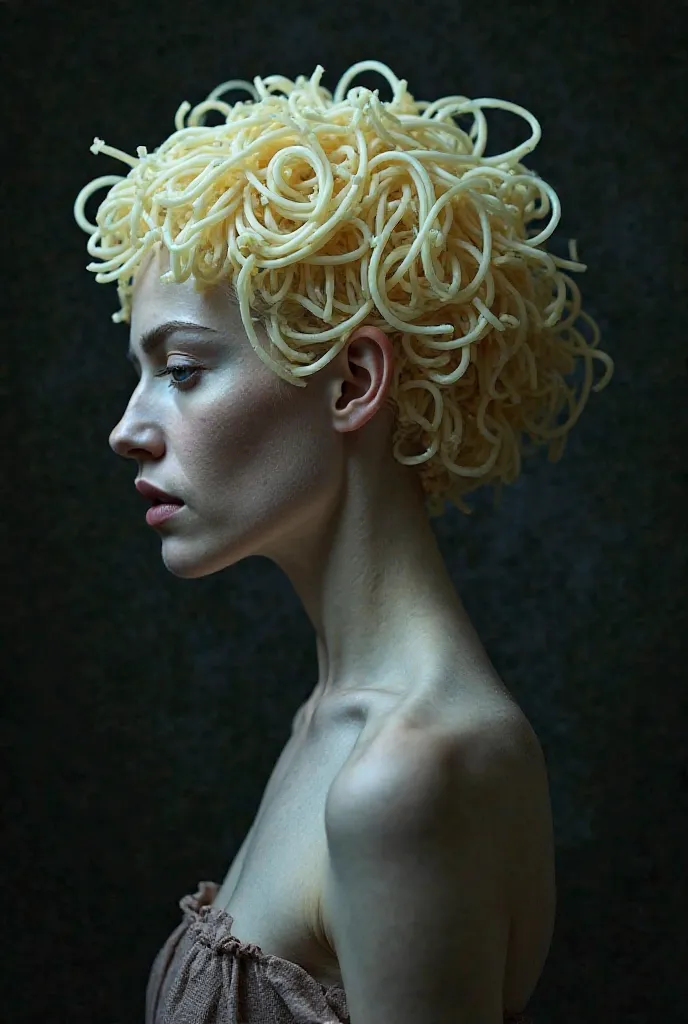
[135,479,183,504]
[135,479,184,526]
[145,502,184,527]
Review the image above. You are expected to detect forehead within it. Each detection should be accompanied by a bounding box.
[130,245,238,341]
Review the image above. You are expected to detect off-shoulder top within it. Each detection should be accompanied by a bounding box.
[145,880,534,1023]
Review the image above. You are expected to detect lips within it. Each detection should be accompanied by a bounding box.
[135,480,184,505]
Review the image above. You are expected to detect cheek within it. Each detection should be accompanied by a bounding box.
[252,395,340,503]
[268,413,339,503]
[180,383,340,514]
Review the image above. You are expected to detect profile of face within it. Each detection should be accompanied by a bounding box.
[109,246,400,579]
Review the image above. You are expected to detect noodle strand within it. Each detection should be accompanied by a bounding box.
[73,61,614,518]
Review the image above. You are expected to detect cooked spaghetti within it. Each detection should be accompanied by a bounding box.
[73,59,614,517]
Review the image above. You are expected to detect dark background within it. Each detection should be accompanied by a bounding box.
[4,1,687,1021]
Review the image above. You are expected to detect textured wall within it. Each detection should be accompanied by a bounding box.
[5,0,686,1021]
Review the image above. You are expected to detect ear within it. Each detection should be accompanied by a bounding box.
[330,325,395,435]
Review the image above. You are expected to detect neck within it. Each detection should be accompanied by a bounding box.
[263,457,495,704]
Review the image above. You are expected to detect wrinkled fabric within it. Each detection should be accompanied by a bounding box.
[146,880,534,1024]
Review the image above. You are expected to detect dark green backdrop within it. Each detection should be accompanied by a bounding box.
[5,0,686,1021]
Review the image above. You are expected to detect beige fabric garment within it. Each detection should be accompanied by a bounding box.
[146,880,535,1024]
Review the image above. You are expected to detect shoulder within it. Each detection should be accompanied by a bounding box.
[326,698,544,831]
[324,701,555,932]
[319,707,552,1022]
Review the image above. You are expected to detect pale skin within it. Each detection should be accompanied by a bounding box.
[112,246,556,1022]
[110,245,504,705]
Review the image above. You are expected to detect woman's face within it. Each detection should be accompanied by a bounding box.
[109,248,344,577]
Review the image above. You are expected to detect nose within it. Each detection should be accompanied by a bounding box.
[109,408,165,461]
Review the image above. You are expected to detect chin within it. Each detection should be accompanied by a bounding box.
[158,537,245,579]
[161,558,211,580]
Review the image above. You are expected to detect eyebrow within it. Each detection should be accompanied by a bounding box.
[127,320,221,368]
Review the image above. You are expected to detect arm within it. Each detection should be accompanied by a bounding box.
[321,721,532,1024]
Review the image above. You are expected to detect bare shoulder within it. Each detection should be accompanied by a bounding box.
[327,696,549,827]
[319,699,557,1013]
[327,694,556,930]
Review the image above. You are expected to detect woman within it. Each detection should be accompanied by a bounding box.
[74,60,613,1024]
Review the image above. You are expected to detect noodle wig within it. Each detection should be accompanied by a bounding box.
[74,60,613,518]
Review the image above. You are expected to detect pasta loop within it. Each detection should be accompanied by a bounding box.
[74,61,614,517]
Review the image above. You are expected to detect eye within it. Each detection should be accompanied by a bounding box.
[155,364,202,390]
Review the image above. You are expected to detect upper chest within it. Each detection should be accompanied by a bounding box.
[210,684,550,997]
[211,691,390,985]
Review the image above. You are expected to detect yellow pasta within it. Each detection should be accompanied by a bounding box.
[73,60,614,517]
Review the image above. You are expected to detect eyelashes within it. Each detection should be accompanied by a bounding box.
[154,364,202,390]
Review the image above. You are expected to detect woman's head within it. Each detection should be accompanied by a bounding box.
[76,60,614,521]
[109,243,427,578]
